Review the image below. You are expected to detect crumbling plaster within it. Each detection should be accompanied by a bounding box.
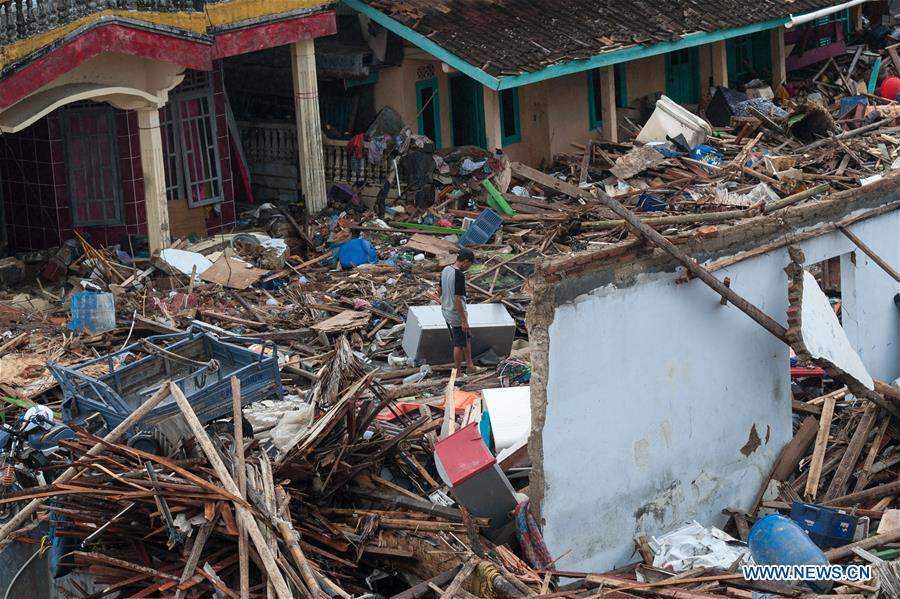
[527,179,900,573]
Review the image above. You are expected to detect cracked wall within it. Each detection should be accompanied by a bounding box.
[529,204,900,573]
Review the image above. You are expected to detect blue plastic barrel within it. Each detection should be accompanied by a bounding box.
[69,291,116,334]
[748,514,832,594]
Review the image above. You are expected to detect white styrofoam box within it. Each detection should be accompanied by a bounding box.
[636,95,713,149]
[402,304,515,364]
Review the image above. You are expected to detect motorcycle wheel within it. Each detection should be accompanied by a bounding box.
[0,482,24,524]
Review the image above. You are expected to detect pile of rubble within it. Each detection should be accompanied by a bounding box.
[5,36,900,599]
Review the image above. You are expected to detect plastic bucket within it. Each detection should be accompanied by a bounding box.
[69,291,116,334]
[636,95,713,148]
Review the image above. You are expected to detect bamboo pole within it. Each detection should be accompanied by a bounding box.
[838,225,900,282]
[514,162,791,342]
[168,382,296,599]
[232,377,250,599]
[582,184,829,230]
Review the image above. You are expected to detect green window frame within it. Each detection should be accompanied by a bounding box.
[499,88,521,145]
[726,31,772,83]
[415,78,441,148]
[814,8,850,46]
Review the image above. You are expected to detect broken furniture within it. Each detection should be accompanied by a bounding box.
[635,95,712,148]
[434,422,518,542]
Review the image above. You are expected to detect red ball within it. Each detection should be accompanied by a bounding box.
[881,77,900,100]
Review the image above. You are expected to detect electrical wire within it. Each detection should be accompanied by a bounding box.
[119,310,138,351]
[3,548,40,599]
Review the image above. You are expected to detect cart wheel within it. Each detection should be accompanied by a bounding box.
[0,496,21,524]
[206,421,236,454]
[206,418,254,438]
[127,432,160,455]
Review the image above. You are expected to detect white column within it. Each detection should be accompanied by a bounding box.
[290,38,327,214]
[137,107,171,253]
[711,40,728,88]
[483,86,503,152]
[771,26,787,88]
[599,66,619,143]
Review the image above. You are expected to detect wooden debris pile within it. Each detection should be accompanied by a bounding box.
[4,368,542,598]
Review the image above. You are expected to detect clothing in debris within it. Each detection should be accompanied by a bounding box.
[406,148,435,210]
[348,133,365,177]
[460,158,487,175]
[433,154,450,175]
[440,264,467,326]
[514,500,553,569]
[375,179,391,220]
[368,134,389,164]
[337,236,378,269]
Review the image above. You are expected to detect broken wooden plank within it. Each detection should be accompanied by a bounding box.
[805,395,837,501]
[823,403,878,501]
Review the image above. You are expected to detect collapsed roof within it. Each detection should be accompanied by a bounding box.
[352,0,842,78]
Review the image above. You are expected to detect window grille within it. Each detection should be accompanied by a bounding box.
[161,70,223,207]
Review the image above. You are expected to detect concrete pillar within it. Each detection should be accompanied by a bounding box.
[599,66,619,143]
[290,38,327,214]
[136,107,171,253]
[483,86,503,152]
[711,40,728,88]
[771,26,787,88]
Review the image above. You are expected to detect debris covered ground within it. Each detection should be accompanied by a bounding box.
[3,27,900,599]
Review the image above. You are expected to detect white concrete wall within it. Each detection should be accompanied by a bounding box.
[540,210,900,573]
[836,211,900,381]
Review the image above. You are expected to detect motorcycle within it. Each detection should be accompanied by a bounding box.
[0,405,75,524]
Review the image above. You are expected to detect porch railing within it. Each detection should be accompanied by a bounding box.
[237,120,404,202]
[323,137,398,186]
[240,120,296,165]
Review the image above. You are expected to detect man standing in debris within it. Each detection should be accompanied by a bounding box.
[439,249,476,374]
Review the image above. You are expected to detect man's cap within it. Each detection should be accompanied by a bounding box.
[457,248,476,263]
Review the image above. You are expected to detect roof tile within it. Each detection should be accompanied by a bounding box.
[360,0,842,77]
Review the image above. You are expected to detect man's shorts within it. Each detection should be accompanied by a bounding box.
[446,324,470,348]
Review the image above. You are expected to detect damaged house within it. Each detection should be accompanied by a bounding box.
[523,172,900,573]
[0,0,337,254]
[342,0,875,163]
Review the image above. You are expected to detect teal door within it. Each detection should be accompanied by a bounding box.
[415,78,441,148]
[665,48,700,104]
[726,31,772,83]
[449,75,486,148]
